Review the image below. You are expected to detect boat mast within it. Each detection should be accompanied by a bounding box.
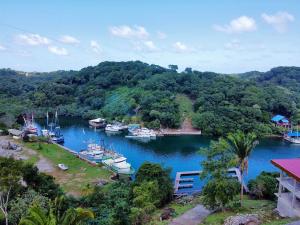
[46,111,49,126]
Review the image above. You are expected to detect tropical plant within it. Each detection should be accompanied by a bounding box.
[227,131,258,203]
[248,171,279,200]
[18,203,94,225]
[200,138,240,211]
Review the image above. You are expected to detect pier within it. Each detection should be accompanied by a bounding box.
[174,168,249,196]
[174,171,201,196]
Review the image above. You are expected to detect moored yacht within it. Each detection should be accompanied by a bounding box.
[102,156,134,174]
[89,118,106,128]
[126,127,156,141]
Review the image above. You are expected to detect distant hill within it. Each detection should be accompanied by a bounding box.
[1,62,300,136]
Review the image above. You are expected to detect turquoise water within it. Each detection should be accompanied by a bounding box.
[37,118,300,188]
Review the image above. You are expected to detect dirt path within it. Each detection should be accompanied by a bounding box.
[169,204,211,225]
[159,118,201,135]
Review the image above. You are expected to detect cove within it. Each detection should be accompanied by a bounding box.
[36,117,300,188]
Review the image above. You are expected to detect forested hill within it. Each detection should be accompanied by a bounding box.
[1,61,300,136]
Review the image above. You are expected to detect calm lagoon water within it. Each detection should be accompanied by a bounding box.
[37,117,300,188]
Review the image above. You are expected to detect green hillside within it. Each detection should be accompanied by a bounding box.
[1,62,300,136]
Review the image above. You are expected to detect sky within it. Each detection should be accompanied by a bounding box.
[0,0,299,73]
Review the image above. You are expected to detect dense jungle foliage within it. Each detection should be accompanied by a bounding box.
[1,62,300,136]
[0,157,173,225]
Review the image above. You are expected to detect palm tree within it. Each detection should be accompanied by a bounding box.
[227,131,258,203]
[19,203,94,225]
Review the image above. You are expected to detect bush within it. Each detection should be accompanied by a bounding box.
[134,162,173,207]
[202,178,240,210]
[248,171,279,200]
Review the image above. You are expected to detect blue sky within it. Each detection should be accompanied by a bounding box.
[0,0,299,73]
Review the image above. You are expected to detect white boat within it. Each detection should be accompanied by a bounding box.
[79,143,105,162]
[58,164,68,171]
[89,118,106,128]
[105,124,121,133]
[126,127,156,140]
[102,156,132,174]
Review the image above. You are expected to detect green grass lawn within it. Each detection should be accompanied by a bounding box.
[24,142,113,195]
[202,197,295,225]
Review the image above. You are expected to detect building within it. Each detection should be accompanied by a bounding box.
[271,114,290,128]
[271,159,300,217]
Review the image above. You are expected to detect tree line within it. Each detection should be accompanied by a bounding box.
[1,62,300,136]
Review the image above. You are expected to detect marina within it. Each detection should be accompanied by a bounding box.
[34,117,300,190]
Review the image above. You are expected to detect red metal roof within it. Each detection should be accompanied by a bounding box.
[271,159,300,182]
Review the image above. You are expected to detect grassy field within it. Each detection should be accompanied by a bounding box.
[175,94,194,121]
[24,142,113,195]
[202,197,295,225]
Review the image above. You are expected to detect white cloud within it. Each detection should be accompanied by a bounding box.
[157,31,167,39]
[143,41,158,51]
[109,25,149,39]
[262,12,294,32]
[224,39,241,50]
[213,16,257,33]
[60,35,80,44]
[132,40,159,52]
[17,33,51,46]
[48,46,68,56]
[0,45,6,51]
[90,40,102,54]
[173,41,189,52]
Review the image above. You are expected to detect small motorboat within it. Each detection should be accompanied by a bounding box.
[58,164,68,171]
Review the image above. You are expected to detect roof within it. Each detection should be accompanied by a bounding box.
[271,115,285,122]
[8,129,23,136]
[281,119,289,123]
[287,131,300,137]
[271,159,300,182]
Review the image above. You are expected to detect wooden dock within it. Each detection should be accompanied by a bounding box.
[174,168,249,196]
[174,171,201,195]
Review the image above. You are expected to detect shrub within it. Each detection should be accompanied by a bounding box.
[134,162,173,207]
[248,171,279,200]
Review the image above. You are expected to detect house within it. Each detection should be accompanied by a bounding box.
[271,114,290,127]
[271,159,300,217]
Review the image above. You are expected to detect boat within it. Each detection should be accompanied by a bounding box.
[42,111,64,143]
[89,118,106,129]
[126,127,156,141]
[284,130,300,144]
[79,143,106,162]
[51,126,64,144]
[23,113,38,134]
[102,156,134,175]
[128,124,140,134]
[105,122,128,133]
[105,124,122,133]
[58,164,68,171]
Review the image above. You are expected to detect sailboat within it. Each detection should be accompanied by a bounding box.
[42,110,64,144]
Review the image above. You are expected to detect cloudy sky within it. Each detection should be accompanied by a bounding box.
[0,0,299,73]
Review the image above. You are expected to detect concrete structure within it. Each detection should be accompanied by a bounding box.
[271,159,300,218]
